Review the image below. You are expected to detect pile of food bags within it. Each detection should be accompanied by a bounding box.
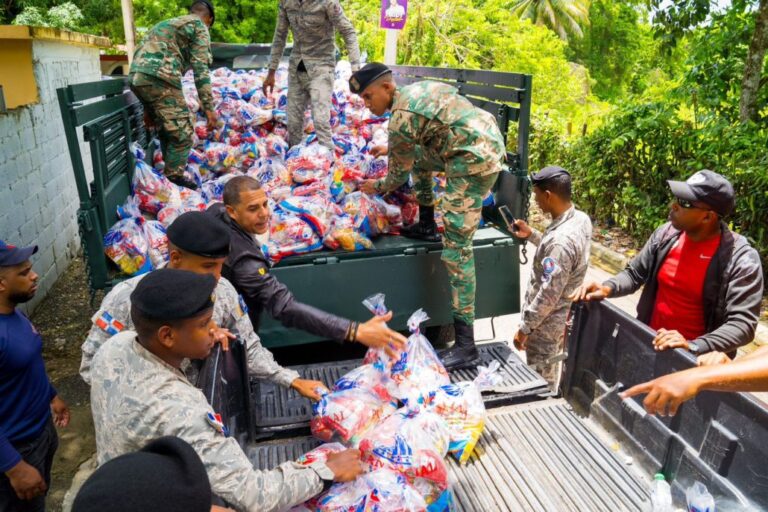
[104,61,461,272]
[296,294,503,511]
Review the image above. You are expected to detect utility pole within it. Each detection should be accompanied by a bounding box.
[121,0,136,64]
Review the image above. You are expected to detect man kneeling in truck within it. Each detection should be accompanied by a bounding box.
[209,176,407,354]
[351,63,506,370]
[90,269,363,511]
[573,170,764,363]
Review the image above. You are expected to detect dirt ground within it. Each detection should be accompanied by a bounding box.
[32,258,101,511]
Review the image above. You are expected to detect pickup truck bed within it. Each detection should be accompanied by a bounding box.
[200,300,768,511]
[247,400,651,511]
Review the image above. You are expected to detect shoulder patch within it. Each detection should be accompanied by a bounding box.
[541,257,558,282]
[259,267,267,276]
[206,412,229,437]
[238,295,249,315]
[95,312,125,336]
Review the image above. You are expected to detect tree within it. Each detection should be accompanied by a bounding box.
[651,0,768,122]
[12,1,83,30]
[509,0,590,40]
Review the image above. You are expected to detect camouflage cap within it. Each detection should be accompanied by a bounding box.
[349,62,392,94]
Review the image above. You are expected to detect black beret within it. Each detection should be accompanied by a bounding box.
[167,211,230,258]
[191,0,215,25]
[130,268,216,321]
[531,165,570,184]
[349,62,392,94]
[72,436,212,512]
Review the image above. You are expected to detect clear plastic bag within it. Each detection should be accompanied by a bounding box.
[361,293,390,365]
[279,196,339,238]
[311,386,397,445]
[131,144,181,215]
[358,410,451,507]
[103,217,151,276]
[296,443,347,466]
[333,363,395,403]
[389,310,450,401]
[143,220,169,269]
[311,469,428,512]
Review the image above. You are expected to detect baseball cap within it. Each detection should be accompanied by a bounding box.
[0,240,38,267]
[668,170,735,216]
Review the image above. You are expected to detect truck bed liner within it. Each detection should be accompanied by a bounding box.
[246,400,650,511]
[252,342,549,436]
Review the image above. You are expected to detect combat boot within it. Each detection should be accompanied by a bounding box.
[167,174,199,191]
[401,205,441,242]
[440,319,480,370]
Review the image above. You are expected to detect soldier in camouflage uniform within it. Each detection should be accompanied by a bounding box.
[90,269,363,511]
[80,212,328,401]
[511,167,592,389]
[351,63,504,370]
[263,0,361,150]
[129,1,217,190]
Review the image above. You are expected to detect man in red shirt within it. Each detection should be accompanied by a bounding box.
[573,170,764,361]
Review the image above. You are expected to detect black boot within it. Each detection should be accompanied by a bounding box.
[440,319,480,370]
[167,174,199,191]
[401,205,441,242]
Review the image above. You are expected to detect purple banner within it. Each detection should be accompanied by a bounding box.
[380,0,407,30]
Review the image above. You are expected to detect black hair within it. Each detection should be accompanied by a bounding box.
[223,176,262,206]
[189,1,214,23]
[535,174,572,201]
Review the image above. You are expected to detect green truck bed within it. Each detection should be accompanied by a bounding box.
[57,48,532,348]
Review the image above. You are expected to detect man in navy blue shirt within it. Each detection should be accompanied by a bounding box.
[0,240,70,512]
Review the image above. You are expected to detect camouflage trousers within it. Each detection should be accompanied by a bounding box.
[130,73,193,179]
[526,332,564,390]
[421,171,498,325]
[288,65,334,150]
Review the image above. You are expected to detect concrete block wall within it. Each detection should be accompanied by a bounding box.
[0,38,102,313]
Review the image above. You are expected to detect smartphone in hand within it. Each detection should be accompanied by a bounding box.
[498,205,519,232]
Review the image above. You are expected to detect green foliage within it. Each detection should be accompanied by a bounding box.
[510,0,590,40]
[12,1,83,30]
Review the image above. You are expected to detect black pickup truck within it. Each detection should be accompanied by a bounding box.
[200,300,768,511]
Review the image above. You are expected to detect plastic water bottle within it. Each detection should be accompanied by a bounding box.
[686,481,715,512]
[651,473,673,512]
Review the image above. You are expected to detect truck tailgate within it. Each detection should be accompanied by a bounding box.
[246,399,651,511]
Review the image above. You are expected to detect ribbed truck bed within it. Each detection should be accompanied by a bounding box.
[246,400,651,511]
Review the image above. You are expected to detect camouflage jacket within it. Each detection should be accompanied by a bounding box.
[80,273,299,388]
[375,81,506,194]
[268,0,361,73]
[90,331,323,511]
[521,206,592,339]
[130,14,214,112]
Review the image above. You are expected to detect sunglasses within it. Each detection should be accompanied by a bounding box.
[676,197,712,211]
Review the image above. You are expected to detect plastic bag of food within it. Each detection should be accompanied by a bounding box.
[361,293,390,365]
[143,220,169,268]
[279,196,339,238]
[264,133,289,159]
[311,386,397,445]
[296,443,347,466]
[342,192,389,237]
[333,362,394,403]
[104,217,151,276]
[116,196,141,220]
[131,144,181,215]
[248,157,290,188]
[309,469,429,512]
[390,310,450,401]
[323,218,374,252]
[358,408,451,507]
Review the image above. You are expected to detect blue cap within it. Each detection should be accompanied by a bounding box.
[0,240,38,267]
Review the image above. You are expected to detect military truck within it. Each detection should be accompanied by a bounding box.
[57,44,532,349]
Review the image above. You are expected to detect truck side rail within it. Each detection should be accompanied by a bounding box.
[563,301,766,508]
[57,78,147,292]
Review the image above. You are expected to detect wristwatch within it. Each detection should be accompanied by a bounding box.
[687,341,701,355]
[308,462,335,491]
